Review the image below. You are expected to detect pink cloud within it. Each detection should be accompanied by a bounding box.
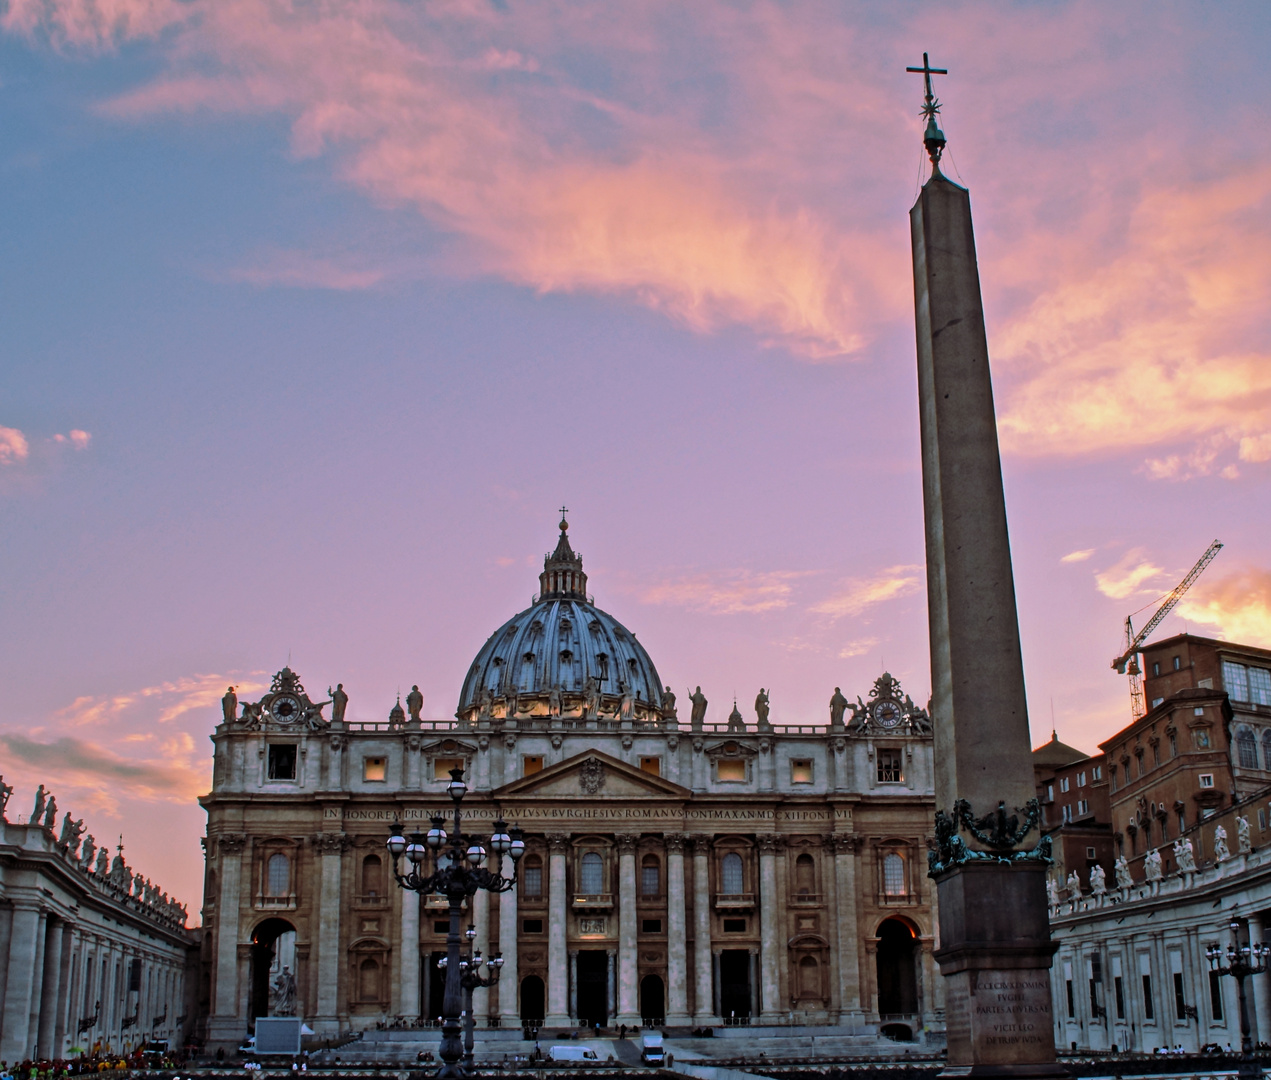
[0,425,29,464]
[809,565,924,621]
[640,569,810,615]
[227,249,387,290]
[52,429,92,448]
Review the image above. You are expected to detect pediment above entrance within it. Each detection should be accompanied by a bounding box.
[494,749,690,800]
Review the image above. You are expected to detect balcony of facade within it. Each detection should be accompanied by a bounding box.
[571,893,614,912]
[713,893,755,911]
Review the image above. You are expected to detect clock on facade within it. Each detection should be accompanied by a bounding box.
[271,694,302,723]
[873,699,903,727]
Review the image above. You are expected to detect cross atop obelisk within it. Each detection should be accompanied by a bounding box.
[906,52,949,166]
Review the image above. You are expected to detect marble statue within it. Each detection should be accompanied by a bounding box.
[80,835,96,871]
[584,677,601,719]
[32,783,47,823]
[1174,838,1197,874]
[222,686,237,724]
[1238,815,1253,855]
[1047,876,1060,907]
[95,847,109,875]
[548,683,562,717]
[1144,848,1163,882]
[272,966,298,1016]
[43,796,57,830]
[0,775,11,818]
[619,684,635,721]
[1089,863,1107,897]
[1115,854,1133,891]
[406,685,424,724]
[660,686,677,718]
[1066,869,1082,899]
[688,686,707,730]
[755,688,771,729]
[1214,824,1230,862]
[329,683,348,723]
[59,814,85,854]
[829,688,849,730]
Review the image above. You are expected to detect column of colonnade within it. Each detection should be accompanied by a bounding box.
[757,835,781,1022]
[664,834,691,1025]
[545,834,570,1025]
[689,835,716,1025]
[615,834,639,1026]
[832,835,863,1023]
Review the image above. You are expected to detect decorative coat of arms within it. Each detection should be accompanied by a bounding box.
[579,758,605,795]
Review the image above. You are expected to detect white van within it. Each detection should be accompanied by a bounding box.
[549,1045,599,1062]
[640,1032,665,1065]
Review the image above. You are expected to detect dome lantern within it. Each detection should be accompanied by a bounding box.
[539,509,588,601]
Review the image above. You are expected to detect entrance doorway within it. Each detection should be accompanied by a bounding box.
[424,952,446,1023]
[876,918,919,1015]
[248,918,297,1028]
[719,950,751,1019]
[577,951,608,1028]
[520,975,545,1024]
[640,975,665,1023]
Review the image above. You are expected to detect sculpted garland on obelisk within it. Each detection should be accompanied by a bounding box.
[907,54,1064,1078]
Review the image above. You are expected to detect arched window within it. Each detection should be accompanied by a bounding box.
[883,853,905,896]
[521,854,543,898]
[266,853,289,897]
[580,852,604,895]
[641,855,660,897]
[795,853,815,896]
[362,854,382,897]
[359,957,381,1002]
[721,852,744,894]
[1238,728,1259,769]
[798,955,820,999]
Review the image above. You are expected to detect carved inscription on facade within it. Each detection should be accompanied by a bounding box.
[946,968,1054,1064]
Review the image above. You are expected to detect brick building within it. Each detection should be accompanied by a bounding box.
[1033,733,1115,898]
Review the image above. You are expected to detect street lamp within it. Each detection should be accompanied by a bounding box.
[388,769,524,1077]
[438,923,506,1067]
[1206,918,1269,1080]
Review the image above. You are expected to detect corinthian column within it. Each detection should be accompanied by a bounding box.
[497,885,519,1026]
[616,834,640,1026]
[757,833,782,1022]
[664,834,691,1025]
[689,835,716,1024]
[398,890,421,1020]
[208,833,247,1046]
[314,831,347,1034]
[545,834,570,1026]
[832,835,863,1022]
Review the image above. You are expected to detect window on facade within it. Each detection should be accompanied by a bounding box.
[1047,784,1055,801]
[877,751,902,784]
[522,919,543,934]
[1173,655,1181,671]
[1152,743,1160,767]
[1140,955,1155,1021]
[791,760,813,784]
[1077,771,1087,788]
[522,756,543,776]
[522,855,543,898]
[580,852,604,894]
[1252,667,1271,707]
[362,854,383,897]
[1114,974,1125,1020]
[1077,799,1089,817]
[1169,733,1177,757]
[883,853,905,896]
[1199,773,1215,788]
[1173,972,1187,1020]
[1093,765,1103,781]
[1061,805,1072,824]
[1060,777,1070,793]
[267,744,297,780]
[1210,971,1225,1020]
[1237,729,1259,769]
[1178,807,1187,833]
[363,757,387,782]
[717,759,746,782]
[723,918,746,933]
[432,756,464,781]
[721,852,744,894]
[359,957,381,1002]
[1064,961,1075,1019]
[639,756,661,777]
[1263,732,1271,773]
[641,855,660,897]
[266,852,289,897]
[1152,662,1160,677]
[1107,767,1116,792]
[641,919,662,934]
[794,853,815,895]
[798,955,820,999]
[1224,661,1252,702]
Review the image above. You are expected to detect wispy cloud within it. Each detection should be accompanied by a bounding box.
[0,425,30,464]
[226,249,387,290]
[1061,549,1095,564]
[52,428,91,448]
[1093,550,1165,601]
[1177,569,1271,648]
[809,565,923,621]
[54,672,266,727]
[640,569,810,615]
[839,637,879,658]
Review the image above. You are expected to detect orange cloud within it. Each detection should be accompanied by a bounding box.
[1061,549,1095,564]
[0,425,29,464]
[1176,569,1271,649]
[809,565,923,621]
[640,569,809,615]
[1093,550,1165,601]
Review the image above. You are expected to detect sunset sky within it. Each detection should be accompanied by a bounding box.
[2,0,1270,916]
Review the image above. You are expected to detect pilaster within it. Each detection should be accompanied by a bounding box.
[615,833,640,1026]
[545,833,570,1025]
[757,833,783,1022]
[664,834,691,1024]
[497,886,519,1025]
[688,834,717,1024]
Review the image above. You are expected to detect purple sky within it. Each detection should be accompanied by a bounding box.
[2,0,1270,917]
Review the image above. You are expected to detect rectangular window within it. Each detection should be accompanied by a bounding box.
[522,755,544,776]
[1173,972,1187,1021]
[1209,971,1225,1020]
[639,756,662,777]
[722,918,746,933]
[522,865,543,897]
[1060,777,1070,793]
[1077,771,1087,788]
[1093,765,1103,781]
[1152,743,1160,766]
[790,759,813,784]
[1250,667,1271,707]
[432,756,464,781]
[1152,697,1165,708]
[1062,804,1072,824]
[877,751,902,784]
[1114,976,1125,1020]
[1064,960,1075,1019]
[1173,655,1182,671]
[1140,954,1155,1021]
[1047,784,1055,802]
[640,919,662,934]
[1152,662,1161,677]
[521,918,543,934]
[1260,809,1267,831]
[1086,846,1096,859]
[1200,773,1215,788]
[1077,799,1089,816]
[1224,661,1251,702]
[267,744,297,780]
[717,759,746,782]
[434,920,449,934]
[641,864,659,896]
[1109,766,1117,792]
[1178,807,1187,833]
[363,756,387,782]
[1169,733,1177,757]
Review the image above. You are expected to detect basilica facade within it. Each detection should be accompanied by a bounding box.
[198,520,941,1047]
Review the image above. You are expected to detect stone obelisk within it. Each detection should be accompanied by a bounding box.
[908,56,1062,1078]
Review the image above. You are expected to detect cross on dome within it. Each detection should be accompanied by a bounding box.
[906,52,949,166]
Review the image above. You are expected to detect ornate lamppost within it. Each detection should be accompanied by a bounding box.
[1207,918,1269,1080]
[437,922,505,1067]
[388,768,523,1078]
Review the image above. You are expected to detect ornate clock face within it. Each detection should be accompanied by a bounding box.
[271,694,302,723]
[873,700,902,728]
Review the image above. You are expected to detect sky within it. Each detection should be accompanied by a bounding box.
[2,0,1270,919]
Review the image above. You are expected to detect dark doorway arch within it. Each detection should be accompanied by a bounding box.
[520,975,545,1024]
[876,918,919,1016]
[640,975,665,1022]
[248,917,297,1028]
[576,952,608,1028]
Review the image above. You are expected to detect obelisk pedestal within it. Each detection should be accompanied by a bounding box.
[908,58,1063,1079]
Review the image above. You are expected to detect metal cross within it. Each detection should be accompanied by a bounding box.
[906,52,948,117]
[559,505,568,521]
[906,53,949,165]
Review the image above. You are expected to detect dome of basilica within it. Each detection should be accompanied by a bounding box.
[456,518,668,724]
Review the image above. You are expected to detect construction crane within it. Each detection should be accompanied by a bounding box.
[1110,539,1224,721]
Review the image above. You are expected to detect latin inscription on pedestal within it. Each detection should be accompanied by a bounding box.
[945,969,1055,1067]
